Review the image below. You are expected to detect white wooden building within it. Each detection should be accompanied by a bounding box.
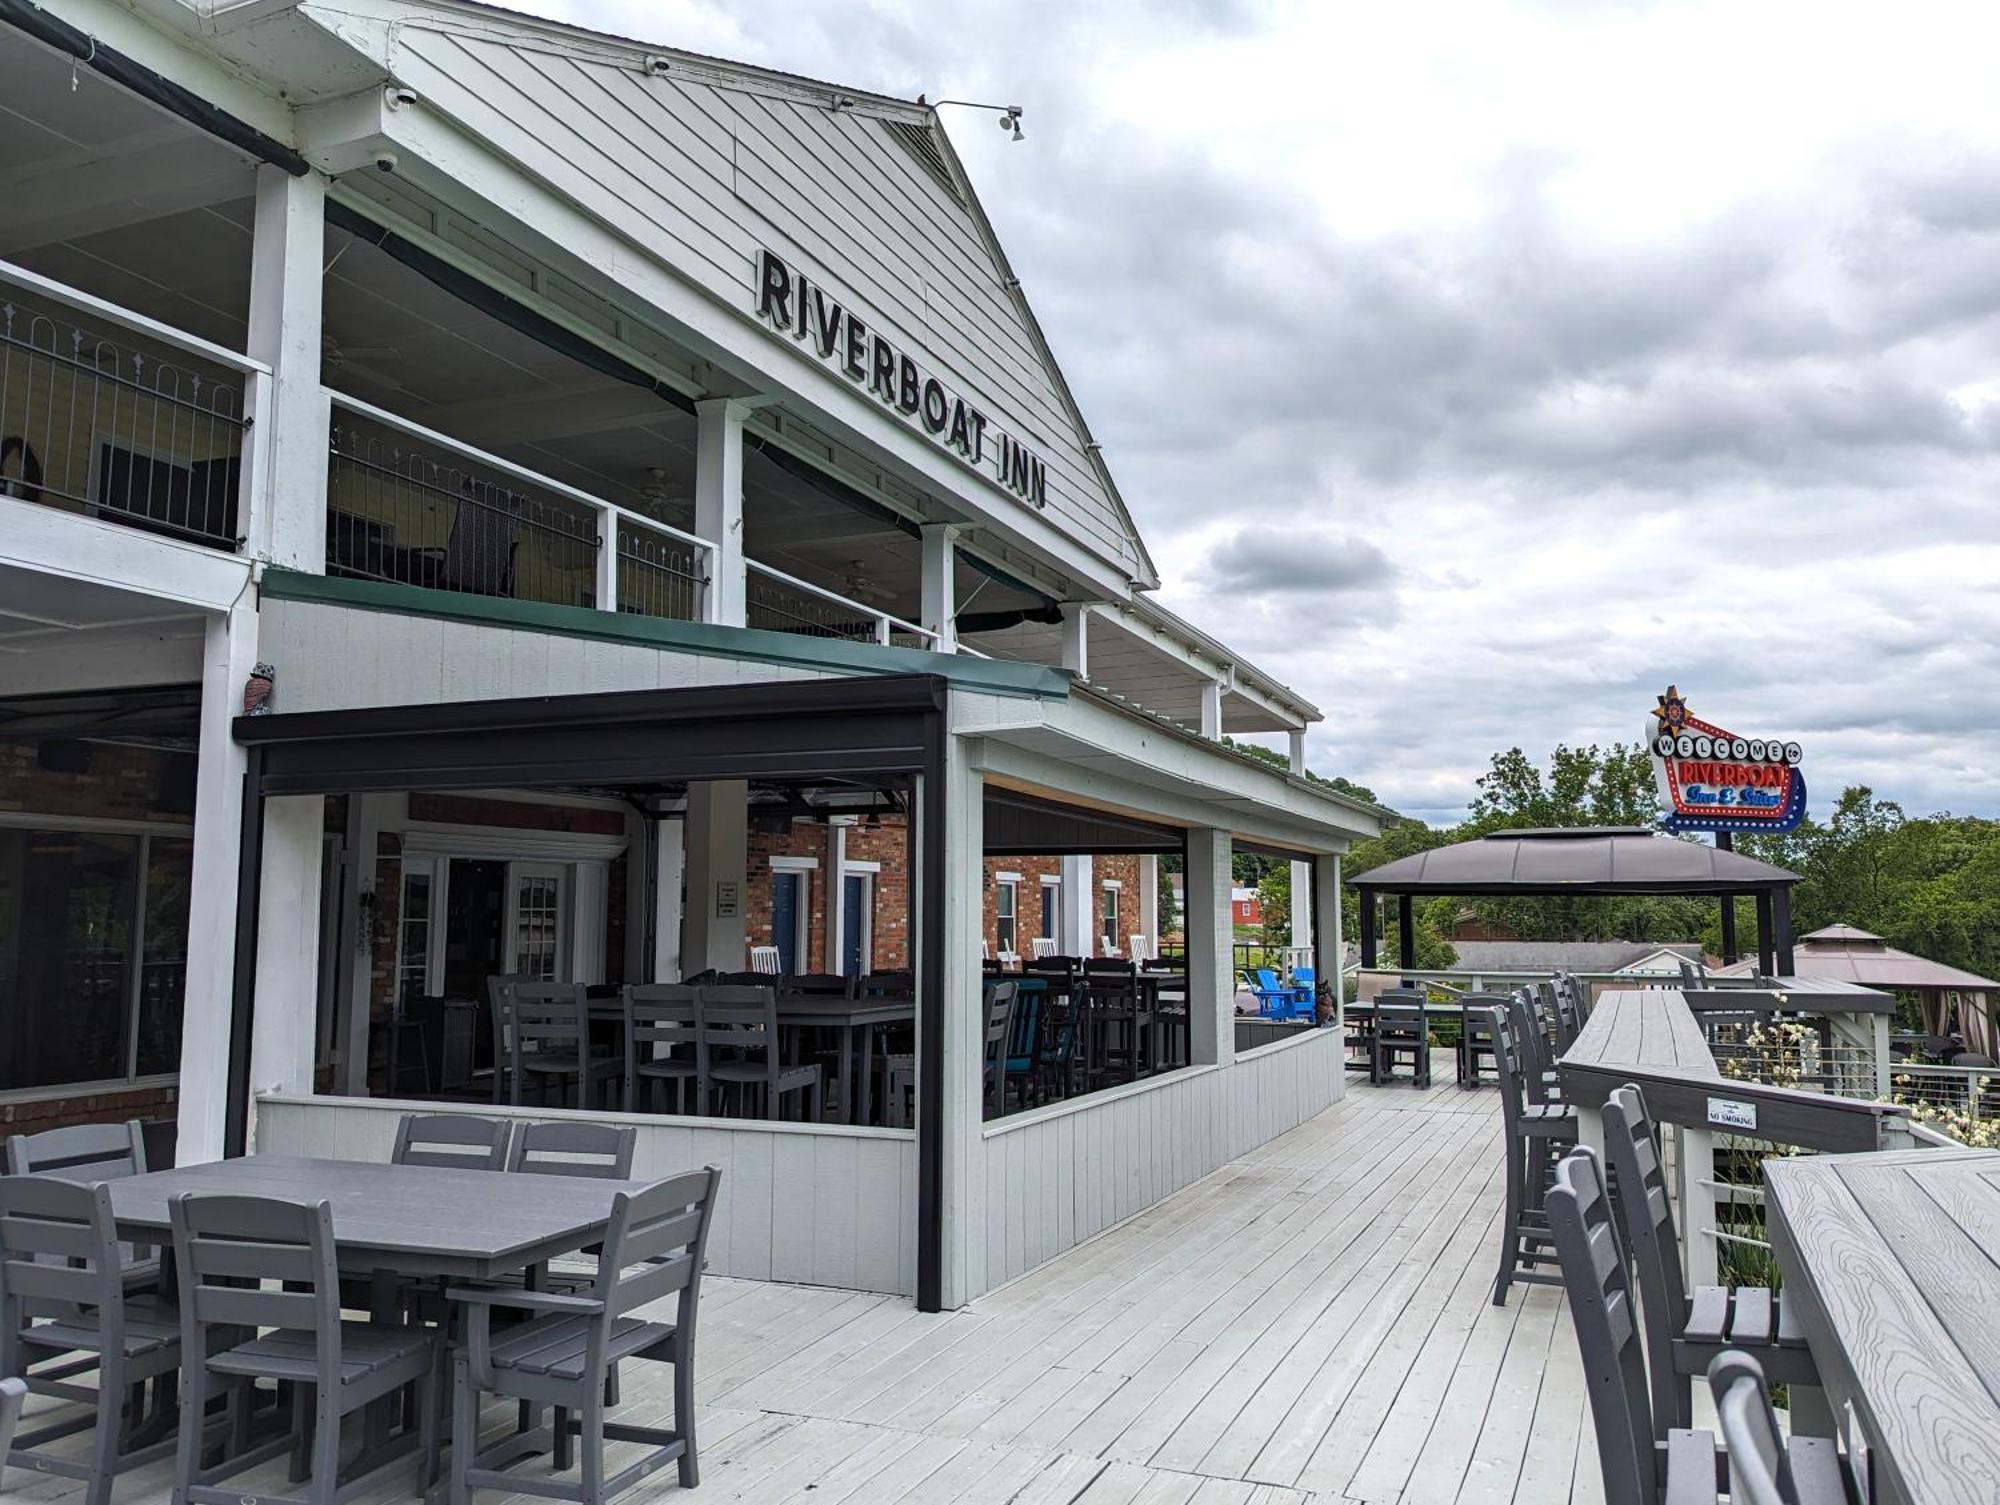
[0,0,1378,1310]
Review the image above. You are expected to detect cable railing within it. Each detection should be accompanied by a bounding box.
[0,259,268,551]
[324,391,709,622]
[745,558,939,648]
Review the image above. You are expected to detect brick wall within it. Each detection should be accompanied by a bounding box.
[982,853,1144,957]
[742,819,911,973]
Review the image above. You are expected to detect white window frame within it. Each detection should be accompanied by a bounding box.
[1100,881,1121,956]
[839,869,876,974]
[767,858,815,973]
[995,877,1020,960]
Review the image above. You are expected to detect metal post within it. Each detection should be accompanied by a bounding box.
[1359,888,1377,969]
[1716,833,1738,963]
[1398,893,1416,973]
[1755,891,1776,977]
[1773,887,1796,975]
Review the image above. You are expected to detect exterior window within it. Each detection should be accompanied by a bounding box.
[996,880,1018,957]
[509,868,566,980]
[0,823,191,1091]
[1101,885,1120,954]
[1039,882,1059,940]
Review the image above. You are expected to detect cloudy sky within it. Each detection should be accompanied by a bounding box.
[543,0,2000,825]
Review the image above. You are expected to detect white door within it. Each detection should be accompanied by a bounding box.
[504,862,570,981]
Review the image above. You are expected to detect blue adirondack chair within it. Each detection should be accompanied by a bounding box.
[1290,966,1318,1018]
[1251,968,1299,1017]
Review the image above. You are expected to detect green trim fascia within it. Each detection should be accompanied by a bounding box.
[259,570,1073,700]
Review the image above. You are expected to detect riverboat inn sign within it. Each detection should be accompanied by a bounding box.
[755,249,1049,508]
[1647,685,1808,835]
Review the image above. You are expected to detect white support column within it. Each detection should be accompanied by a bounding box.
[1200,679,1224,740]
[245,163,327,572]
[652,817,685,982]
[682,781,747,973]
[1060,604,1089,677]
[1059,854,1094,957]
[694,399,748,627]
[1312,852,1343,1041]
[937,737,986,1307]
[176,599,258,1165]
[248,795,326,1112]
[920,522,960,652]
[827,820,850,974]
[1137,854,1159,963]
[1290,860,1312,963]
[338,793,399,1095]
[1186,828,1233,1066]
[1288,728,1306,776]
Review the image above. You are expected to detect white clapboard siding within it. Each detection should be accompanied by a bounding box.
[253,1094,919,1295]
[260,598,838,714]
[375,20,1146,580]
[976,1027,1347,1294]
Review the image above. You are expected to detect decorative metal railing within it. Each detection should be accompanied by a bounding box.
[325,391,709,622]
[0,260,265,551]
[746,558,938,648]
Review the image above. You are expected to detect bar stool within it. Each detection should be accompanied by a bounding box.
[1488,1002,1575,1306]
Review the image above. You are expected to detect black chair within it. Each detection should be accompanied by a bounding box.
[5,1120,160,1295]
[509,982,622,1110]
[391,1113,513,1171]
[982,980,1019,1116]
[0,1375,24,1471]
[170,1192,441,1505]
[699,985,823,1121]
[1457,993,1507,1087]
[1489,1003,1575,1305]
[1601,1085,1819,1430]
[0,1175,184,1504]
[1084,965,1148,1085]
[1370,989,1430,1086]
[1545,1148,1719,1505]
[1708,1351,1854,1505]
[448,1168,721,1504]
[622,984,702,1114]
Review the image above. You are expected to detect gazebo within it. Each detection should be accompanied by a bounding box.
[1715,923,2000,1055]
[1351,826,1804,975]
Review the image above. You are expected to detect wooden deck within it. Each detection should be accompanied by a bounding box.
[12,1062,1603,1505]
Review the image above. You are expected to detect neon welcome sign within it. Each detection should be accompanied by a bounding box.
[1646,685,1808,835]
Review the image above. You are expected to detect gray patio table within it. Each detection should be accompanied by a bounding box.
[1764,1146,2000,1505]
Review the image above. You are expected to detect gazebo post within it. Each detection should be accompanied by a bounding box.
[1359,888,1377,970]
[1755,891,1776,977]
[1397,893,1415,974]
[1773,887,1796,975]
[1719,893,1739,964]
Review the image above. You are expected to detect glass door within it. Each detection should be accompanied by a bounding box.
[841,872,872,976]
[504,862,569,981]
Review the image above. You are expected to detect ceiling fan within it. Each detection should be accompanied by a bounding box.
[321,333,407,392]
[837,559,899,604]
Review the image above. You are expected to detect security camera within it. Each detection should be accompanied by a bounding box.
[374,150,398,173]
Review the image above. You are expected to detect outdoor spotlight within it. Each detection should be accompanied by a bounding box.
[1001,106,1025,141]
[934,98,1026,142]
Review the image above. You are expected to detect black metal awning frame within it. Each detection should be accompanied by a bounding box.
[226,672,953,1310]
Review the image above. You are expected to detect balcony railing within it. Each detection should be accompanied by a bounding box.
[0,259,268,551]
[325,391,709,622]
[747,559,940,649]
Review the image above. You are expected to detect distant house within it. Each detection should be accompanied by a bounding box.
[1231,886,1263,926]
[1449,940,1705,977]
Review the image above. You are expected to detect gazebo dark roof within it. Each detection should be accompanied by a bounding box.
[1351,826,1801,897]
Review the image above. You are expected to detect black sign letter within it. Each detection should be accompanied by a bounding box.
[844,316,869,382]
[756,250,791,327]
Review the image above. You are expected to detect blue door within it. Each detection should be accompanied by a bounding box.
[771,871,801,974]
[842,873,870,976]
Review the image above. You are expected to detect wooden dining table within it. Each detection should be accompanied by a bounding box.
[1764,1146,2000,1505]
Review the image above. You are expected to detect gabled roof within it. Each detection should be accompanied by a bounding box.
[263,0,1157,593]
[1713,923,1998,992]
[1450,940,1704,974]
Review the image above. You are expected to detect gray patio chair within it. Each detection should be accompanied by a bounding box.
[170,1191,441,1505]
[698,984,822,1121]
[1601,1085,1820,1430]
[392,1113,514,1172]
[1506,990,1564,1105]
[1456,992,1508,1087]
[1545,1148,1720,1505]
[982,979,1019,1115]
[509,982,622,1111]
[6,1120,160,1293]
[1489,1003,1574,1306]
[447,1167,721,1504]
[622,984,701,1113]
[0,1175,184,1505]
[1707,1351,1854,1504]
[1370,989,1430,1087]
[0,1375,24,1473]
[507,1120,635,1181]
[485,973,529,1105]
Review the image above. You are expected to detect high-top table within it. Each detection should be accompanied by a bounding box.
[1764,1147,2000,1505]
